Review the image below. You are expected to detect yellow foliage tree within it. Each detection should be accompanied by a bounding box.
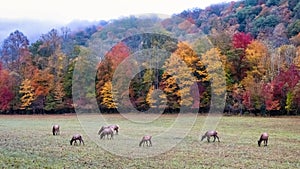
[244,40,270,81]
[175,42,207,80]
[293,46,300,68]
[242,40,269,109]
[99,81,117,109]
[201,48,226,96]
[146,85,167,110]
[19,79,35,110]
[276,45,297,71]
[162,51,195,108]
[53,81,65,108]
[246,40,269,73]
[160,71,181,109]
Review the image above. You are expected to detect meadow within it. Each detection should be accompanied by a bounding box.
[0,114,299,168]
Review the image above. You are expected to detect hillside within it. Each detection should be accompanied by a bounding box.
[177,0,300,46]
[0,0,299,115]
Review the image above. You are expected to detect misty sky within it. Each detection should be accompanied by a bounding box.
[0,0,234,42]
[0,0,233,23]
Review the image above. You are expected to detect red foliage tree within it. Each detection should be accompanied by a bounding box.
[262,82,280,111]
[105,42,131,70]
[228,32,254,81]
[96,42,131,109]
[274,65,300,90]
[242,90,252,110]
[263,65,300,111]
[0,62,14,111]
[232,32,253,50]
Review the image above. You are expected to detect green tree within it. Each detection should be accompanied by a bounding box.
[244,0,258,6]
[285,91,293,115]
[266,0,281,7]
[287,20,300,38]
[72,46,98,109]
[63,60,75,99]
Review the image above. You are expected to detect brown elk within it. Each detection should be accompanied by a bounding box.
[52,125,60,135]
[258,132,269,147]
[139,135,152,147]
[70,134,84,145]
[108,124,120,135]
[201,130,220,142]
[98,124,120,135]
[99,127,114,139]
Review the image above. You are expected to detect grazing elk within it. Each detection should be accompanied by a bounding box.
[52,124,60,135]
[258,132,269,147]
[201,130,220,142]
[98,124,120,135]
[108,124,120,135]
[99,127,114,139]
[70,134,84,145]
[139,135,152,147]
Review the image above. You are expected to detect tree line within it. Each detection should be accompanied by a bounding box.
[0,0,300,115]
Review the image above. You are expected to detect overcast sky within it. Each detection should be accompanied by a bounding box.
[0,0,233,23]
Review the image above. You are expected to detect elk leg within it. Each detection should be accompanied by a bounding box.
[216,135,220,142]
[264,140,268,146]
[141,141,144,147]
[207,136,210,142]
[213,136,216,142]
[149,140,152,147]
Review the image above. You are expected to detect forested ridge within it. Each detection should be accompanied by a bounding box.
[0,0,300,115]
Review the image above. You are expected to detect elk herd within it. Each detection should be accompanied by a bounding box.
[52,124,269,147]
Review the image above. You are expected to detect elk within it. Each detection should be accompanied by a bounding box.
[108,124,120,135]
[99,127,114,139]
[200,130,220,142]
[98,124,120,135]
[52,124,60,135]
[139,135,152,147]
[70,134,84,145]
[258,132,269,147]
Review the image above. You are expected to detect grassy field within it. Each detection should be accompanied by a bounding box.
[0,114,299,169]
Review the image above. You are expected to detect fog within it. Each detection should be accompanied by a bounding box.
[0,18,104,43]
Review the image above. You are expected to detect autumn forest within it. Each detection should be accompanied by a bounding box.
[1,0,300,115]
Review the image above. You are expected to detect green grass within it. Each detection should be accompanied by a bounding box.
[0,114,299,168]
